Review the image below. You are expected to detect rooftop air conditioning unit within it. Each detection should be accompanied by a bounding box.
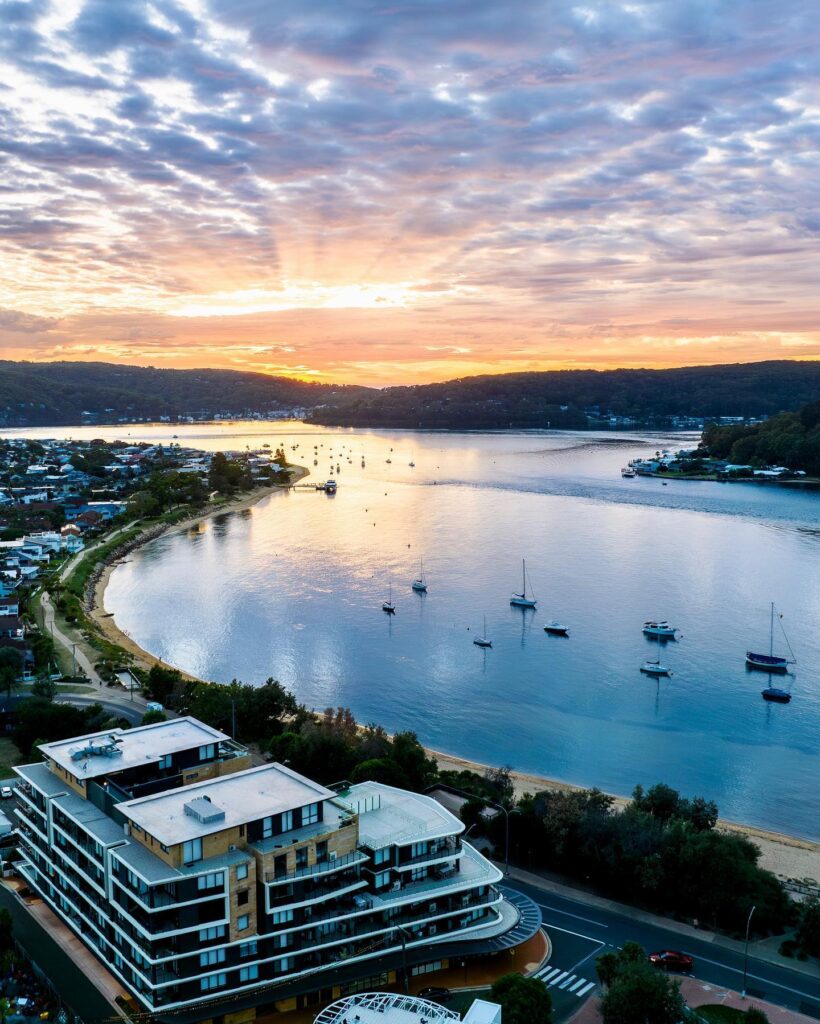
[391,881,401,892]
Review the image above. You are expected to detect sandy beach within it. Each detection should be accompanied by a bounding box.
[85,465,819,889]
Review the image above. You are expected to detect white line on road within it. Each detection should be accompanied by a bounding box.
[549,971,569,987]
[537,903,609,927]
[558,975,577,989]
[687,952,820,1003]
[576,982,596,998]
[568,978,586,992]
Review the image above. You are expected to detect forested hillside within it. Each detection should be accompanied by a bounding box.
[701,400,820,475]
[308,360,820,429]
[0,361,366,426]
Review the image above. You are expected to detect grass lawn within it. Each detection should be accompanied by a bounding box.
[695,1006,746,1022]
[0,736,24,780]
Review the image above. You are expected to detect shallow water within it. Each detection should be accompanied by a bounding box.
[12,422,818,837]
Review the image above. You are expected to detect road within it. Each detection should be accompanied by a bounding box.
[503,877,820,1019]
[40,590,102,684]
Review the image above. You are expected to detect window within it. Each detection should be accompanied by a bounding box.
[198,744,215,761]
[199,949,226,967]
[200,973,226,992]
[183,838,203,865]
[302,802,319,826]
[199,925,226,942]
[295,847,308,869]
[237,889,249,906]
[272,909,293,925]
[236,863,249,881]
[412,961,443,977]
[275,956,294,973]
[316,841,328,863]
[272,933,290,949]
[280,810,293,833]
[373,847,390,866]
[237,914,250,931]
[197,871,224,891]
[410,841,428,859]
[411,867,427,882]
[239,965,259,982]
[374,871,390,888]
[158,754,172,770]
[239,941,257,957]
[262,816,273,839]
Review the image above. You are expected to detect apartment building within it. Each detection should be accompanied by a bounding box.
[13,718,538,1021]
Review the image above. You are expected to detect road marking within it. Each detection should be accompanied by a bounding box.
[549,971,569,987]
[558,974,577,989]
[535,913,608,945]
[569,978,586,992]
[685,952,820,1003]
[569,945,606,974]
[576,982,596,998]
[537,903,609,928]
[538,967,561,981]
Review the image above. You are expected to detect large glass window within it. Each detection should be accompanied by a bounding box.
[197,871,224,890]
[301,802,319,826]
[239,941,257,957]
[183,838,203,865]
[374,871,391,888]
[262,816,273,839]
[198,744,216,761]
[200,973,226,992]
[281,810,293,832]
[236,863,249,881]
[374,847,391,866]
[239,965,259,982]
[410,841,428,859]
[199,925,226,942]
[272,909,294,925]
[199,949,225,967]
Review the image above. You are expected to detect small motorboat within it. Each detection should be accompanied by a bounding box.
[474,616,492,648]
[621,467,636,478]
[640,660,671,677]
[643,620,678,639]
[762,687,792,703]
[544,622,569,636]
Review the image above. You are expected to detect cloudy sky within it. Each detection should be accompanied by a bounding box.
[1,0,818,385]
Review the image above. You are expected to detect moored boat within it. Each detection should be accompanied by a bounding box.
[762,687,792,703]
[640,660,671,677]
[382,583,395,613]
[544,622,569,636]
[643,620,678,639]
[510,559,537,608]
[746,602,795,674]
[474,616,492,648]
[411,558,427,592]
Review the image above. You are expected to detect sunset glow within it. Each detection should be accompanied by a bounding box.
[1,0,819,385]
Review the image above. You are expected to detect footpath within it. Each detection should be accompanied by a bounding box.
[505,865,820,981]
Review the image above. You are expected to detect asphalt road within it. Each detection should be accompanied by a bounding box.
[57,693,146,725]
[502,878,820,1019]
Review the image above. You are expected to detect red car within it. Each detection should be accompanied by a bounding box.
[649,950,694,972]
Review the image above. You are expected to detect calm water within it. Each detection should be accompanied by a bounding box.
[8,422,819,838]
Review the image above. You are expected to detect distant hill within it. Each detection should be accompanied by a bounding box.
[308,361,820,429]
[0,361,368,426]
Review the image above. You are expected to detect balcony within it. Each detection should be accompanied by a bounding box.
[264,849,368,885]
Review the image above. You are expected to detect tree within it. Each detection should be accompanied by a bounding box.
[142,709,167,725]
[796,896,820,959]
[145,664,182,705]
[0,908,12,950]
[600,961,685,1024]
[0,648,23,697]
[31,671,56,701]
[745,1009,769,1024]
[490,973,552,1024]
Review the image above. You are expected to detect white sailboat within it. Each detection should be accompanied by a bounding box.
[510,559,537,608]
[640,658,671,677]
[412,559,427,592]
[382,584,395,613]
[474,616,492,648]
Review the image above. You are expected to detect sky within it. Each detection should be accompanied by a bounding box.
[0,0,819,387]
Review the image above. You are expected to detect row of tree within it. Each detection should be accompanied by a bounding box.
[700,400,820,475]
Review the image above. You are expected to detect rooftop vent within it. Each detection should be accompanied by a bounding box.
[184,796,225,825]
[69,735,123,761]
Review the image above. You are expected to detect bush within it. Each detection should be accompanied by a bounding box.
[490,973,552,1024]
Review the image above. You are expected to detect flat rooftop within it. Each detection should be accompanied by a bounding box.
[39,718,230,781]
[338,781,463,849]
[116,763,334,845]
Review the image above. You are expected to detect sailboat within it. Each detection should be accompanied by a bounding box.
[510,559,537,608]
[474,616,492,648]
[640,658,671,677]
[382,584,396,614]
[412,560,427,592]
[746,603,795,673]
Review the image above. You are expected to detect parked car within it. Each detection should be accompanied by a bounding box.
[0,786,13,799]
[648,950,694,972]
[419,987,452,1004]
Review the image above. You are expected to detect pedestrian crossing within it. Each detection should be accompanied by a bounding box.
[532,961,597,999]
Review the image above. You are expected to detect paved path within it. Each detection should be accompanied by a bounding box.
[40,590,101,684]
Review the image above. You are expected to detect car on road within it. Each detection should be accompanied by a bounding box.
[649,950,694,972]
[419,987,452,1004]
[0,786,13,800]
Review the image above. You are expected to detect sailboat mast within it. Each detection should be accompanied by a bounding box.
[522,558,526,597]
[770,601,774,657]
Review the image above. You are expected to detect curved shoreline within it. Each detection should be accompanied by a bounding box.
[89,467,819,882]
[88,467,309,678]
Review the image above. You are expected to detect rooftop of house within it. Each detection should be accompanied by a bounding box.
[338,781,464,849]
[116,762,335,845]
[39,717,230,781]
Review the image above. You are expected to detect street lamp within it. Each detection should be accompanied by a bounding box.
[393,924,412,994]
[742,905,756,998]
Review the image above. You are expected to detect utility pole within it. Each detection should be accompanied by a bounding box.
[742,904,756,997]
[71,643,77,677]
